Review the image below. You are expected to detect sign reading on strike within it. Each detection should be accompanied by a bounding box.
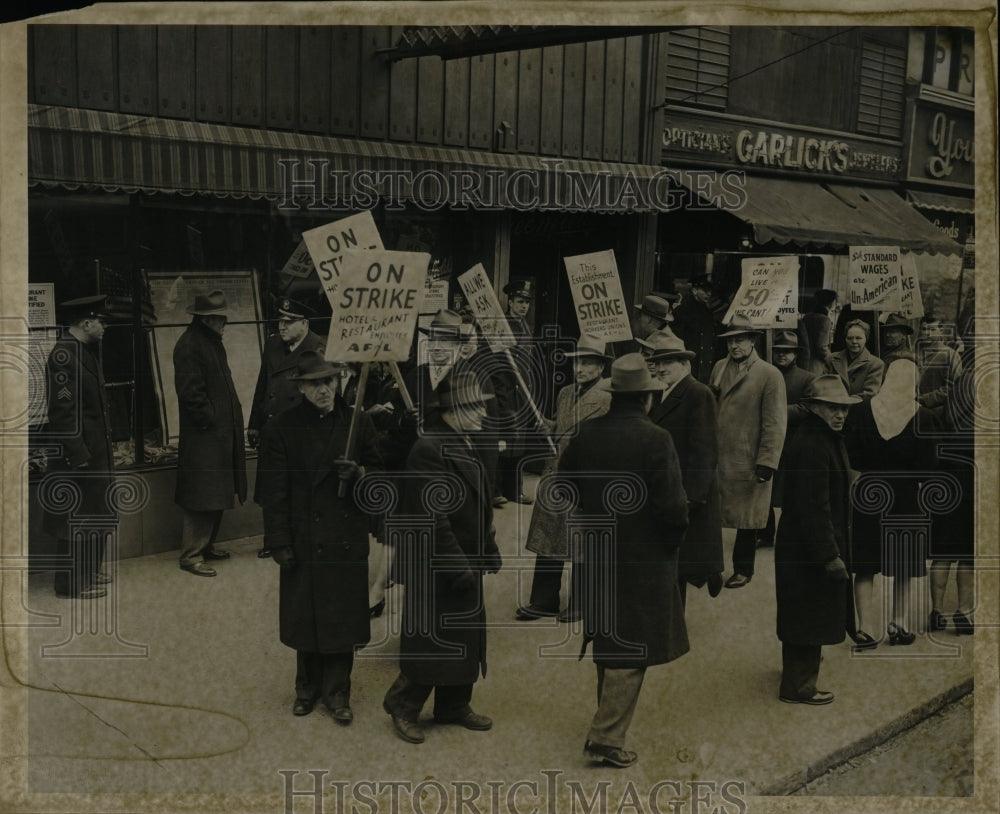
[563,250,633,342]
[280,240,315,279]
[458,264,516,353]
[723,256,799,326]
[849,246,903,310]
[302,212,384,308]
[325,249,430,363]
[897,253,925,319]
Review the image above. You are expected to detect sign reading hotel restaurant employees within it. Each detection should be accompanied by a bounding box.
[849,246,903,310]
[324,249,431,362]
[458,264,516,353]
[723,256,799,326]
[563,250,633,342]
[302,211,384,306]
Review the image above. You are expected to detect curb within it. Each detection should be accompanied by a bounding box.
[759,677,975,795]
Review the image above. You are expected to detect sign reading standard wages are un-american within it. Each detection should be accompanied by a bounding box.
[302,211,384,307]
[563,250,633,342]
[325,249,430,362]
[849,246,904,310]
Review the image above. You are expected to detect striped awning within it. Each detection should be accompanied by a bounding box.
[673,170,964,255]
[28,104,666,213]
[906,189,975,215]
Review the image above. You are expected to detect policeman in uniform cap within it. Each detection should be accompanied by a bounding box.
[42,295,116,599]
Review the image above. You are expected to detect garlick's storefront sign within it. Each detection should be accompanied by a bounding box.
[661,110,902,182]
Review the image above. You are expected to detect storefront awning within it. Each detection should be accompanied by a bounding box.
[673,171,963,255]
[28,104,665,214]
[905,189,975,215]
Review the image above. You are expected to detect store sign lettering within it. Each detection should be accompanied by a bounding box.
[927,112,974,179]
[932,218,961,239]
[735,129,850,173]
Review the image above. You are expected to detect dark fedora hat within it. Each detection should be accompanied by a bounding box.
[186,289,229,316]
[418,309,475,340]
[803,374,862,405]
[637,330,695,361]
[276,297,315,320]
[58,294,109,324]
[633,294,673,322]
[565,333,612,362]
[880,313,914,334]
[289,350,346,381]
[600,353,665,393]
[438,371,495,409]
[503,279,536,300]
[718,313,763,338]
[771,329,800,349]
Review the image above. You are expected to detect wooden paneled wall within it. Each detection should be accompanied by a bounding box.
[30,25,648,163]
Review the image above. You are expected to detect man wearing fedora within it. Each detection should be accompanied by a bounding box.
[710,315,787,589]
[640,331,724,602]
[495,279,543,505]
[559,354,689,768]
[173,289,247,577]
[384,371,502,744]
[879,313,916,373]
[42,295,116,599]
[631,293,677,343]
[758,330,817,548]
[516,334,613,622]
[257,351,382,724]
[775,375,857,705]
[671,276,720,384]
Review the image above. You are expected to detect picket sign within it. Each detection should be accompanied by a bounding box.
[338,363,371,499]
[503,348,558,457]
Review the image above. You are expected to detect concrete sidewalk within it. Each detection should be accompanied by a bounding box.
[9,474,976,811]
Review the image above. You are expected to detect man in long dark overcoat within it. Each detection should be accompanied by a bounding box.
[383,371,502,745]
[173,290,247,576]
[559,354,689,768]
[670,276,719,383]
[42,295,116,599]
[258,351,382,723]
[775,375,858,705]
[641,332,724,602]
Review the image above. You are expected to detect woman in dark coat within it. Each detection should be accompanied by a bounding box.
[775,375,859,705]
[826,319,884,400]
[843,358,940,647]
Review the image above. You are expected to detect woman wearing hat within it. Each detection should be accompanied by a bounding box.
[516,335,613,621]
[826,319,884,400]
[775,375,858,704]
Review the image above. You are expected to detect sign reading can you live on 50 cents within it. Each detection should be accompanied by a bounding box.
[563,250,633,342]
[325,249,431,362]
[849,246,903,310]
[723,256,799,327]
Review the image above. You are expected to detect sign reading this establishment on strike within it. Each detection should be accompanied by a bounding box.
[849,246,903,310]
[458,264,516,353]
[325,249,430,362]
[563,250,633,342]
[302,212,384,306]
[723,256,799,326]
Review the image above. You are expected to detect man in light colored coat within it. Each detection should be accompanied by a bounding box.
[709,315,786,589]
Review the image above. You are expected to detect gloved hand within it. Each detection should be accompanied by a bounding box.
[755,465,775,483]
[247,429,260,450]
[272,547,296,568]
[334,458,365,481]
[451,569,478,594]
[824,556,849,581]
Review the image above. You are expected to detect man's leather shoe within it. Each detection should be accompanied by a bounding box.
[292,699,315,716]
[584,740,637,768]
[331,706,354,725]
[58,587,107,600]
[707,572,724,597]
[515,604,559,620]
[93,571,112,585]
[180,562,217,577]
[435,709,492,731]
[257,549,272,559]
[780,690,835,706]
[492,496,508,508]
[558,608,582,623]
[383,703,424,743]
[203,548,231,561]
[512,494,533,505]
[724,573,751,589]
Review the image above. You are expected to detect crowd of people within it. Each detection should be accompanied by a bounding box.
[40,277,977,767]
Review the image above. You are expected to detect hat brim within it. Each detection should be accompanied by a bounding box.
[771,344,799,350]
[648,350,696,361]
[187,306,229,316]
[598,379,665,393]
[807,394,862,405]
[290,364,346,381]
[634,306,673,321]
[718,327,762,338]
[565,350,611,361]
[418,326,474,338]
